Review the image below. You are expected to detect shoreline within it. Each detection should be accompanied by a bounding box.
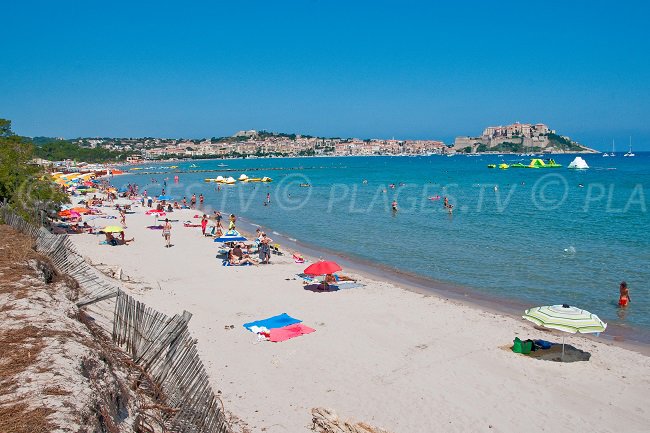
[236,215,650,355]
[65,196,650,432]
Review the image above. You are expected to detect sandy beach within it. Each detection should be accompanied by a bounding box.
[68,200,650,433]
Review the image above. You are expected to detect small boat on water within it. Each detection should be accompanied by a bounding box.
[624,137,635,157]
[218,163,228,167]
[189,164,198,168]
[487,164,496,169]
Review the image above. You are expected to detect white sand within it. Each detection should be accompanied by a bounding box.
[70,201,650,433]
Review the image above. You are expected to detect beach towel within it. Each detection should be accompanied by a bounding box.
[333,282,365,290]
[243,313,301,331]
[269,323,315,342]
[184,223,201,227]
[147,225,164,230]
[293,254,305,264]
[222,260,251,266]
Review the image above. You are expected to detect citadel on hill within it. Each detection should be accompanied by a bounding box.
[454,122,597,154]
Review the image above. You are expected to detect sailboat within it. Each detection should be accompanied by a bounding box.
[624,137,635,157]
[610,139,616,157]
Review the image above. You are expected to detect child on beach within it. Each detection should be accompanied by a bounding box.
[229,214,236,230]
[201,214,208,236]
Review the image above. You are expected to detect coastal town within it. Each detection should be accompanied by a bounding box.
[49,121,594,164]
[75,131,447,161]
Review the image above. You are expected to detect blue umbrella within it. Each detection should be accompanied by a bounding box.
[158,195,174,201]
[213,229,248,242]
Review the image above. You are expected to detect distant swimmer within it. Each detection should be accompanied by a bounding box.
[391,200,398,212]
[494,185,498,191]
[389,184,396,189]
[578,183,584,188]
[619,281,631,307]
[443,196,453,214]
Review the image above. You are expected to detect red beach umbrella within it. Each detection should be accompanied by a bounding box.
[145,209,165,215]
[303,261,342,276]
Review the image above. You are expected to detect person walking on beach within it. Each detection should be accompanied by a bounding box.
[258,232,272,264]
[619,281,631,307]
[199,193,204,206]
[162,218,172,248]
[190,193,197,208]
[214,211,223,229]
[119,209,126,227]
[201,214,208,236]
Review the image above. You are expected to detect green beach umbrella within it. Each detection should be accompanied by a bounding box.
[522,304,607,359]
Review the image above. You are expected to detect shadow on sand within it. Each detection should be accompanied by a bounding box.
[528,344,591,363]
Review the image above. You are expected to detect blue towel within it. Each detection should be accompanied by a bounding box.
[534,339,553,350]
[243,313,301,331]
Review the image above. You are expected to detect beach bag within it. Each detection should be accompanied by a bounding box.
[512,337,532,354]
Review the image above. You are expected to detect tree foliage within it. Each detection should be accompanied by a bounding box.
[0,119,68,221]
[32,140,133,162]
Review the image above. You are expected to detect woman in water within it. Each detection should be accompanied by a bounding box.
[619,281,631,307]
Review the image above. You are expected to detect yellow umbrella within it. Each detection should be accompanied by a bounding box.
[102,226,124,233]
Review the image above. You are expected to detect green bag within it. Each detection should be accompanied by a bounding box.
[512,337,532,354]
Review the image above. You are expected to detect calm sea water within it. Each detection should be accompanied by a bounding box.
[117,153,650,339]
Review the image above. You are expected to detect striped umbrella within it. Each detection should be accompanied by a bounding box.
[523,304,607,359]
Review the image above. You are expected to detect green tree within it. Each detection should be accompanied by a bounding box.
[0,119,68,221]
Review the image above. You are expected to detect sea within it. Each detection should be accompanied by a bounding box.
[115,153,650,344]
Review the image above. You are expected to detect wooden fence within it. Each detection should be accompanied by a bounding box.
[0,205,231,433]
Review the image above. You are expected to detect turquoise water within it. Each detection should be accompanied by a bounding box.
[117,154,650,339]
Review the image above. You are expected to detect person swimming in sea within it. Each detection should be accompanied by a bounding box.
[391,200,398,212]
[619,281,631,307]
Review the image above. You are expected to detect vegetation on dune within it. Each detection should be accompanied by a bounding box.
[0,119,68,222]
[32,140,134,163]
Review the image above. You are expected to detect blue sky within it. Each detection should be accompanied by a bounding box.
[1,0,649,150]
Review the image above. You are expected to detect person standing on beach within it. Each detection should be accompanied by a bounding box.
[258,232,272,264]
[199,193,204,206]
[229,214,236,230]
[201,214,208,236]
[190,193,197,208]
[619,281,631,307]
[215,211,223,229]
[163,218,172,248]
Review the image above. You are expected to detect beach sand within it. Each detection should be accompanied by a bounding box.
[70,201,650,433]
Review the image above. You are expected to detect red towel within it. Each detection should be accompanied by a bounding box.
[269,323,315,342]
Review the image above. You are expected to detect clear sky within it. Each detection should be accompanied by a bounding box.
[1,0,649,150]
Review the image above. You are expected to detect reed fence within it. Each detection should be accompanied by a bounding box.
[0,204,231,433]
